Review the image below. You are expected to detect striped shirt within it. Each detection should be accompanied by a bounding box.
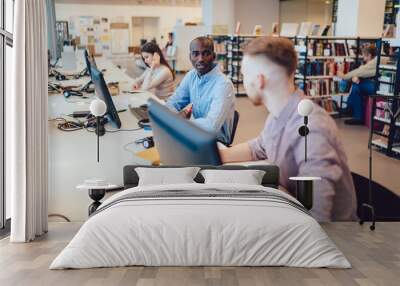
[248,91,358,221]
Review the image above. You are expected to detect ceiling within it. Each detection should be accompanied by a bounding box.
[55,0,201,6]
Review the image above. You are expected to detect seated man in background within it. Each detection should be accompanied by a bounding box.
[337,45,377,125]
[166,37,235,145]
[219,37,357,222]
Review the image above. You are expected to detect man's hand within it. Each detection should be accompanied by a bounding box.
[352,76,360,84]
[218,142,254,163]
[179,104,192,119]
[179,109,191,119]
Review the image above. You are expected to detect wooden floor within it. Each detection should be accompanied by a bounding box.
[0,222,399,286]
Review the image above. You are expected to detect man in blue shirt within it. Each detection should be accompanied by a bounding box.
[166,37,235,145]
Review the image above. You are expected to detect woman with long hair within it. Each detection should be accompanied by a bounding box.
[132,42,175,98]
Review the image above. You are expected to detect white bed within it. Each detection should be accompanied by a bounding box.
[50,183,350,269]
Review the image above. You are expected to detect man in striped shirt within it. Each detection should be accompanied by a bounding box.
[219,37,357,222]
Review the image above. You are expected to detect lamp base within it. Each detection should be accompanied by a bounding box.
[359,203,376,231]
[289,177,321,210]
[296,180,314,210]
[88,188,106,215]
[95,116,106,136]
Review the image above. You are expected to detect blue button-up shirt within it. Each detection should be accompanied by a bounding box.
[166,64,235,144]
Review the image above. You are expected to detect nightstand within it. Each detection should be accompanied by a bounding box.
[289,177,321,210]
[76,183,120,215]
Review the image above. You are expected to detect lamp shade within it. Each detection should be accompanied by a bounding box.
[297,99,314,117]
[90,99,107,117]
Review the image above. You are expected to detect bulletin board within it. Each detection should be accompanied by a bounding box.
[68,16,122,56]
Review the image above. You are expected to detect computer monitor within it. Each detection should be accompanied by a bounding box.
[80,50,95,92]
[148,98,222,166]
[90,66,122,129]
[84,50,98,77]
[84,50,92,77]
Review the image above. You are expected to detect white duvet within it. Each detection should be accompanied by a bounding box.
[50,183,351,269]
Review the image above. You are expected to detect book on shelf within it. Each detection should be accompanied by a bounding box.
[310,24,320,36]
[379,70,396,94]
[301,79,341,97]
[320,25,330,36]
[333,42,350,57]
[271,22,279,36]
[320,99,338,113]
[298,22,313,37]
[280,23,299,37]
[296,41,351,57]
[214,42,226,55]
[375,101,392,121]
[297,60,352,77]
[235,22,241,35]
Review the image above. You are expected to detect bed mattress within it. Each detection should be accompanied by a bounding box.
[50,183,350,269]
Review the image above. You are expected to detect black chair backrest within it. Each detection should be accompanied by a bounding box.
[229,110,240,146]
[351,172,400,221]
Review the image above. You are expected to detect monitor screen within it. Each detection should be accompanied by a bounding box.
[148,98,222,166]
[90,66,122,129]
[84,50,92,77]
[84,50,98,77]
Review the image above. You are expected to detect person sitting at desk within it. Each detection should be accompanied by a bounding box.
[166,37,235,145]
[132,42,175,98]
[337,44,377,125]
[219,37,357,222]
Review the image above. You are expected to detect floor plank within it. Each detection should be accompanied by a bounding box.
[1,222,399,286]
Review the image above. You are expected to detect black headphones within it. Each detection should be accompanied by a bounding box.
[56,73,67,81]
[63,90,83,98]
[142,137,154,149]
[134,136,154,149]
[51,70,67,81]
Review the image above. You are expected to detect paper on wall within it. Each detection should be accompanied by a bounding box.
[100,34,111,42]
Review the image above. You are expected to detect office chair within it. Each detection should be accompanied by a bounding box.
[228,110,240,147]
[351,172,400,222]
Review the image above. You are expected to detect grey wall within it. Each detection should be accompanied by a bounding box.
[279,0,333,28]
[234,0,280,35]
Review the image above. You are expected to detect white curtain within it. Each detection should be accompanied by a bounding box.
[8,0,48,242]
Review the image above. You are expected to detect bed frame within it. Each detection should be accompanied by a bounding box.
[123,164,280,189]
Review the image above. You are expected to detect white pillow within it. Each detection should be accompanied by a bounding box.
[135,167,200,186]
[200,169,266,185]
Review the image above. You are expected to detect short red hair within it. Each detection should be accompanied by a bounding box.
[244,37,298,77]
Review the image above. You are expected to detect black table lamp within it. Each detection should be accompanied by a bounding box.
[290,99,320,210]
[89,99,107,162]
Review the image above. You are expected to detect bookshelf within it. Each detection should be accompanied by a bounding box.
[210,34,379,117]
[213,35,228,75]
[369,38,400,158]
[210,34,258,97]
[292,36,376,116]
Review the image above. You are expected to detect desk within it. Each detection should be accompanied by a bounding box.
[48,57,156,221]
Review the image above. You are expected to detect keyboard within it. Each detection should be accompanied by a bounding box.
[129,104,148,121]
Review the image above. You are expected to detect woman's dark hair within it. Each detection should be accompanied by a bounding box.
[140,42,175,79]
